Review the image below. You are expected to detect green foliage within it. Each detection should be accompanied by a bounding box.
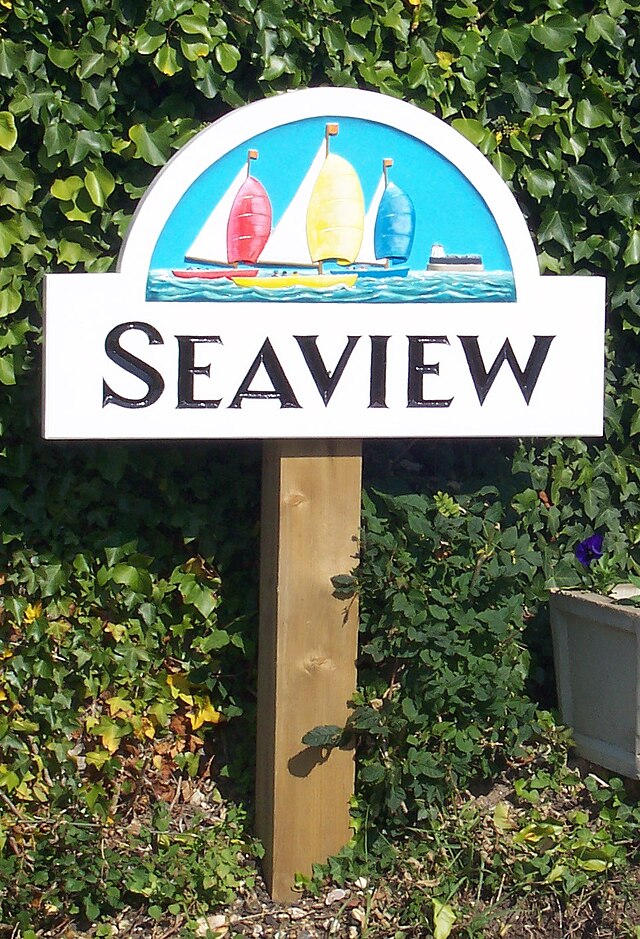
[311,727,640,936]
[0,798,263,930]
[349,485,539,822]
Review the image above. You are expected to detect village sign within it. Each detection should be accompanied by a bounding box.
[43,88,604,440]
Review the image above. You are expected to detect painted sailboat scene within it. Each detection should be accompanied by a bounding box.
[147,116,516,303]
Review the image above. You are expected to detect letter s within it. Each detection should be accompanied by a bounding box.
[102,322,164,409]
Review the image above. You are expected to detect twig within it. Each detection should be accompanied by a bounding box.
[0,789,23,819]
[158,919,183,939]
[170,776,182,811]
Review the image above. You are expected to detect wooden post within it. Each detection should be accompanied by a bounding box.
[256,439,362,901]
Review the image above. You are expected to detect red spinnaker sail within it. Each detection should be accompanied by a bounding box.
[226,177,272,264]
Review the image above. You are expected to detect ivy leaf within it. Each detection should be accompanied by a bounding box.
[188,695,226,731]
[585,12,618,45]
[67,130,106,164]
[0,39,25,77]
[154,43,182,76]
[47,45,78,69]
[135,22,166,55]
[583,476,609,521]
[0,353,15,385]
[451,117,487,147]
[129,123,172,165]
[50,176,84,201]
[181,37,210,61]
[538,208,573,250]
[522,167,555,200]
[491,151,515,181]
[360,762,386,783]
[0,111,17,151]
[84,165,115,207]
[178,13,211,39]
[576,93,614,129]
[351,15,372,38]
[215,42,241,73]
[301,724,343,748]
[487,26,528,62]
[623,231,640,267]
[0,286,21,317]
[531,14,579,53]
[43,122,73,157]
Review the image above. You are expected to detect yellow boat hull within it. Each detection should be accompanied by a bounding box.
[231,273,358,290]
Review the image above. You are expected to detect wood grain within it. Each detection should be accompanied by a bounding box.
[256,439,362,901]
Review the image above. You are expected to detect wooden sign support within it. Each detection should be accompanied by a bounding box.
[256,439,362,901]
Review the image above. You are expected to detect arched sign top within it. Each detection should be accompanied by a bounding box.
[119,88,540,302]
[44,87,604,441]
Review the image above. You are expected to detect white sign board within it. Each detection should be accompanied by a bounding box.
[43,88,605,439]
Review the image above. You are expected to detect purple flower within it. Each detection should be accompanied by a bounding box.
[575,533,604,567]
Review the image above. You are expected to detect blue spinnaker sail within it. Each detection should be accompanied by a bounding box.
[374,182,415,264]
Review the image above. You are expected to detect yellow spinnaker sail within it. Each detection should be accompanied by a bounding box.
[306,154,365,265]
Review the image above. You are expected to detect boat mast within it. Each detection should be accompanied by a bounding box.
[318,124,339,273]
[382,159,393,268]
[229,149,260,268]
[325,123,338,157]
[247,149,258,176]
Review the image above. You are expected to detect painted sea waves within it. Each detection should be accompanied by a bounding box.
[146,119,516,303]
[146,268,516,304]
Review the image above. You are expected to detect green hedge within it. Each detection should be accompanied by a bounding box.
[1,0,640,927]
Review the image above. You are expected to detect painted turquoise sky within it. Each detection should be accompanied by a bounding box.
[150,116,512,272]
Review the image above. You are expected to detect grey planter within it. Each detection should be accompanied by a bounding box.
[550,590,640,779]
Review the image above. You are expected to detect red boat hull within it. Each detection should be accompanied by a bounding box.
[172,269,259,280]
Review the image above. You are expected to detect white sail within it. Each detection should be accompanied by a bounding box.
[355,173,386,265]
[185,165,247,265]
[258,143,326,267]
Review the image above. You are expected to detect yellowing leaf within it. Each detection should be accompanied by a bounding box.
[546,863,567,883]
[433,899,456,939]
[104,621,126,642]
[167,672,194,704]
[436,50,454,70]
[86,749,112,769]
[0,111,17,151]
[578,857,609,872]
[31,781,49,803]
[47,619,71,642]
[189,696,225,731]
[15,780,35,801]
[106,696,133,718]
[100,723,123,754]
[493,800,515,832]
[23,602,42,624]
[50,176,84,201]
[154,43,182,76]
[139,716,156,739]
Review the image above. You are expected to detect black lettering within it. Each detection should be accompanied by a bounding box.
[459,335,554,405]
[103,322,164,409]
[407,336,453,408]
[369,336,389,409]
[229,338,300,409]
[176,335,221,409]
[295,335,359,405]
